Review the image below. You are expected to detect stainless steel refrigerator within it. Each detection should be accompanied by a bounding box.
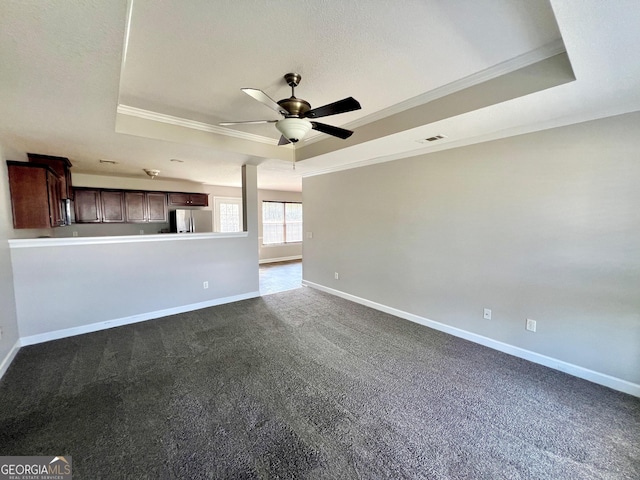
[170,209,213,233]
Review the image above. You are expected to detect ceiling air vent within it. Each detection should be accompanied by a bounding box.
[416,134,447,144]
[426,135,444,141]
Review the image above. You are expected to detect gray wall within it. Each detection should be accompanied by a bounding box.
[303,112,640,385]
[0,145,20,369]
[11,235,258,338]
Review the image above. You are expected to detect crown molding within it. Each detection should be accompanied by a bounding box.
[117,40,565,152]
[301,39,567,147]
[116,104,279,145]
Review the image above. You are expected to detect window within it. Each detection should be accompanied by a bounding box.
[214,197,243,232]
[262,201,302,245]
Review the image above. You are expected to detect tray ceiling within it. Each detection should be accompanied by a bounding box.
[1,1,639,191]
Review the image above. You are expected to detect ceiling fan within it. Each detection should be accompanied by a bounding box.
[220,73,361,145]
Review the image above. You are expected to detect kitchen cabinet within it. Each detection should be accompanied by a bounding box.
[124,191,168,223]
[73,189,101,223]
[101,190,125,223]
[168,192,208,207]
[74,188,125,223]
[147,192,168,222]
[27,153,73,200]
[73,187,204,225]
[47,173,64,227]
[7,161,65,229]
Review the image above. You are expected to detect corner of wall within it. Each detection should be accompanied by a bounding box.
[0,144,22,379]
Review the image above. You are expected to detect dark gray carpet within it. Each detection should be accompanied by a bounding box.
[0,287,638,479]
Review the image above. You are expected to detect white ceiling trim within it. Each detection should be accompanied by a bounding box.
[116,104,279,145]
[301,39,567,147]
[117,40,565,151]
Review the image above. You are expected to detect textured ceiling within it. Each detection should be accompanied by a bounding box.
[119,0,561,133]
[1,1,639,192]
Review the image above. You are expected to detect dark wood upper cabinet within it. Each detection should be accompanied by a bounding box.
[74,189,101,223]
[168,192,208,207]
[167,192,189,206]
[27,153,73,200]
[72,188,202,225]
[7,161,64,229]
[74,188,124,223]
[124,191,146,223]
[146,192,168,222]
[124,191,167,223]
[101,190,125,223]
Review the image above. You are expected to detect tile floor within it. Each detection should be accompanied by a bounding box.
[259,259,303,295]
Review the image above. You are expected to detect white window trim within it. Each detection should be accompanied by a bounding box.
[262,201,302,245]
[213,196,243,233]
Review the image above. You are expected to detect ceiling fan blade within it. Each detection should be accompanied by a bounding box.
[278,135,291,146]
[303,97,361,119]
[242,88,290,115]
[219,120,278,126]
[310,121,354,140]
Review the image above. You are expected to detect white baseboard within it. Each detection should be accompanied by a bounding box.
[20,291,261,347]
[302,280,640,398]
[259,255,302,264]
[0,339,21,381]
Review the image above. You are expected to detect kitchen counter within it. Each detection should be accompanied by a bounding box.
[8,231,247,248]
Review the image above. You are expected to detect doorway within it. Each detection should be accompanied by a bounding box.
[259,260,302,295]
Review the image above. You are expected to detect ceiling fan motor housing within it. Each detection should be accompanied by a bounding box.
[277,97,311,117]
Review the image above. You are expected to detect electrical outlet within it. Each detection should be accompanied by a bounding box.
[483,308,492,320]
[139,230,144,235]
[334,272,339,280]
[526,318,537,332]
[72,231,78,237]
[203,281,209,289]
[306,232,313,239]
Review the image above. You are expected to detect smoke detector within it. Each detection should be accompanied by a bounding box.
[144,169,160,179]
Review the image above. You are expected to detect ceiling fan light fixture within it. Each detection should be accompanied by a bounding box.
[275,118,312,143]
